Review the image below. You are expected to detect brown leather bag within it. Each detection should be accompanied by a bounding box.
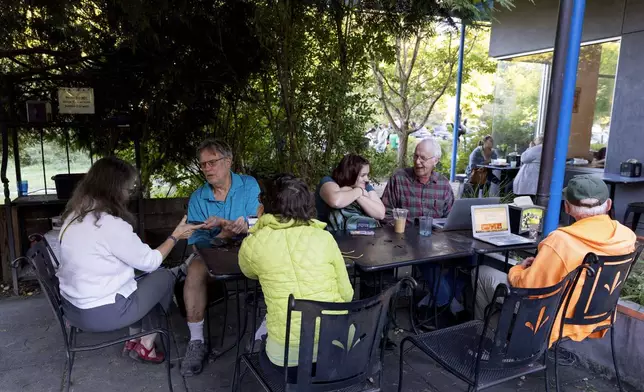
[469,167,488,185]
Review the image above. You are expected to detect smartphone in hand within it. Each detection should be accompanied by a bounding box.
[188,221,205,225]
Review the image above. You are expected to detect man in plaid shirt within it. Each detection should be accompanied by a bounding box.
[381,138,454,223]
[381,138,465,318]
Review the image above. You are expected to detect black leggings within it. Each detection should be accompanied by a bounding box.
[259,349,317,384]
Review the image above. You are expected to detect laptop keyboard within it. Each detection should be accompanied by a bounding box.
[487,234,531,244]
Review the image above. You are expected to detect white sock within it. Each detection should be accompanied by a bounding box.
[254,317,268,341]
[450,298,465,315]
[188,320,204,342]
[417,294,430,307]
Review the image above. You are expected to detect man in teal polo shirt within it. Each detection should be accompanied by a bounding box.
[181,139,260,376]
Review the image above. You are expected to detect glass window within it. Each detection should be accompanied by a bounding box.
[486,40,620,163]
[2,133,92,201]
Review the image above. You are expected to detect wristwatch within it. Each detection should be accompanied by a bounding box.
[168,235,178,244]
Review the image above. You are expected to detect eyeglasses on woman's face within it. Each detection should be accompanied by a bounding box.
[127,183,138,195]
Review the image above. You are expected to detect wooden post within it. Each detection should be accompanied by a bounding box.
[0,82,19,294]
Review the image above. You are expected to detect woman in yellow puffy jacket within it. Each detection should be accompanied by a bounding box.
[239,174,354,381]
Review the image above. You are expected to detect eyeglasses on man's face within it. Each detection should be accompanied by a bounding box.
[414,154,435,164]
[199,156,227,170]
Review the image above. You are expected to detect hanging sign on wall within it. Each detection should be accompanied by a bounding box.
[57,87,95,114]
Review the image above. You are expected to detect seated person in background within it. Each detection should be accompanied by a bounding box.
[57,157,200,364]
[513,137,543,197]
[316,153,385,230]
[591,147,607,168]
[466,135,499,189]
[239,174,354,381]
[181,139,260,376]
[474,175,636,346]
[382,139,464,317]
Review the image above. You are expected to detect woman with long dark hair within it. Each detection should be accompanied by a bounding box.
[315,154,385,230]
[57,156,202,363]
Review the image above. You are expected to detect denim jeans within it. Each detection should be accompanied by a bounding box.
[419,256,476,307]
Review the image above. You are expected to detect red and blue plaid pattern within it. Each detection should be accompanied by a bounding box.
[381,168,454,223]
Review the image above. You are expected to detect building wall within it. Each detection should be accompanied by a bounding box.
[568,45,601,159]
[490,0,644,221]
[563,307,644,389]
[604,30,644,221]
[623,0,644,34]
[489,0,626,58]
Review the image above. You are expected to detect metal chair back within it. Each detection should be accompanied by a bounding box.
[562,246,643,328]
[473,266,579,377]
[13,235,70,347]
[283,278,414,392]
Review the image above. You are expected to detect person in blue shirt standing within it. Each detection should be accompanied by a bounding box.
[181,139,260,376]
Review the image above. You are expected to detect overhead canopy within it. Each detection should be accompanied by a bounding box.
[488,0,644,59]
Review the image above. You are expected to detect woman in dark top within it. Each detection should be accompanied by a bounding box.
[466,135,497,179]
[466,135,501,191]
[315,154,385,229]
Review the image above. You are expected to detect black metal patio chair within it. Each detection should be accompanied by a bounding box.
[235,277,416,392]
[12,234,174,392]
[398,266,581,392]
[553,246,643,392]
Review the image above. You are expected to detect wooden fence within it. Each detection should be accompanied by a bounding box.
[0,198,189,284]
[0,207,10,283]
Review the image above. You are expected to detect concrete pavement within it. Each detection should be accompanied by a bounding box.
[0,294,634,392]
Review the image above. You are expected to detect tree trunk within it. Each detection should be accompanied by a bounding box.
[324,4,350,168]
[397,131,410,168]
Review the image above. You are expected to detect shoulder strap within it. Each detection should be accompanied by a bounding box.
[59,209,95,243]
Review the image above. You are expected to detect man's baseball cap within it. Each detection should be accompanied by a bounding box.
[562,175,609,206]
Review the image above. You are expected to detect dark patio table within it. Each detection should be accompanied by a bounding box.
[332,227,539,331]
[452,229,539,328]
[198,247,245,280]
[332,228,474,273]
[332,227,538,273]
[600,173,644,218]
[198,245,355,276]
[476,164,520,195]
[476,164,520,172]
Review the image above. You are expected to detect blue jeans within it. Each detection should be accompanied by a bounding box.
[419,256,475,307]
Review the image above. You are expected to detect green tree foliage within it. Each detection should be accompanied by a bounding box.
[1,0,264,195]
[483,60,543,154]
[1,0,515,197]
[371,25,497,167]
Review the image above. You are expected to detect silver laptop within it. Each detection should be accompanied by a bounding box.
[433,197,501,231]
[471,204,535,246]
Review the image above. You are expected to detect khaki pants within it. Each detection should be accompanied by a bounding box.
[472,265,509,321]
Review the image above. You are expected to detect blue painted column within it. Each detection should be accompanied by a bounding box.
[543,0,587,235]
[450,22,466,182]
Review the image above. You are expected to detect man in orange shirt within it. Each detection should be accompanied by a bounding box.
[473,175,636,346]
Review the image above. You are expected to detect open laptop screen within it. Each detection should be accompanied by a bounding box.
[473,206,509,234]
